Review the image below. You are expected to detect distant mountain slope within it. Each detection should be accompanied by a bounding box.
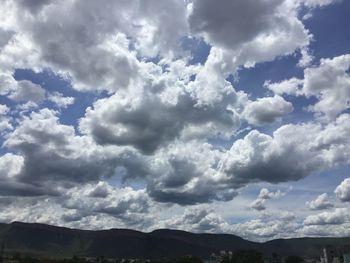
[0,222,349,259]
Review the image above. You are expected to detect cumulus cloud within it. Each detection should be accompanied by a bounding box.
[219,113,350,188]
[0,195,154,230]
[0,28,14,49]
[242,96,293,126]
[0,0,188,92]
[162,208,300,241]
[299,223,350,237]
[62,183,152,226]
[160,208,229,233]
[0,74,45,104]
[231,215,299,241]
[188,0,312,72]
[2,109,141,193]
[79,59,243,153]
[47,92,74,108]
[303,208,349,225]
[145,141,237,205]
[306,193,334,210]
[0,104,12,132]
[335,178,350,202]
[249,188,285,211]
[266,54,350,119]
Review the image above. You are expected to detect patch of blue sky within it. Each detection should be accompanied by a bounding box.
[181,36,211,65]
[304,1,350,59]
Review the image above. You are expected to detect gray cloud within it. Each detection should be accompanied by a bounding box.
[0,28,14,49]
[242,95,293,126]
[2,109,144,193]
[0,104,12,132]
[219,113,350,188]
[8,80,46,103]
[17,0,53,14]
[79,60,243,154]
[189,0,282,50]
[189,0,311,72]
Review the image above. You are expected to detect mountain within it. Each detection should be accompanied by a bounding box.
[0,222,349,259]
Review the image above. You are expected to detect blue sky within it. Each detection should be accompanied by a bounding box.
[0,0,350,241]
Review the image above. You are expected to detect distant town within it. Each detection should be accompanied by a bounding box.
[0,246,349,263]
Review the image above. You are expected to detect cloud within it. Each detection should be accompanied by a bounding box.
[2,109,138,192]
[0,28,14,49]
[0,153,23,179]
[145,141,238,205]
[0,195,154,230]
[249,188,285,211]
[303,208,349,225]
[258,188,285,200]
[301,0,342,8]
[8,80,46,103]
[335,178,350,202]
[1,0,188,92]
[266,54,350,120]
[249,199,267,211]
[306,193,334,210]
[299,223,350,237]
[160,208,301,241]
[0,104,12,132]
[17,0,53,14]
[242,95,293,126]
[219,113,350,188]
[62,183,151,224]
[47,91,74,108]
[79,59,243,153]
[188,0,312,72]
[160,208,229,233]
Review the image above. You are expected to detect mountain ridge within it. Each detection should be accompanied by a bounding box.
[0,221,349,259]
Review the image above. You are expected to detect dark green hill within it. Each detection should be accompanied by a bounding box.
[0,222,349,259]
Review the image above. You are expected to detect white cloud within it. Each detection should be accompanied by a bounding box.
[301,0,342,8]
[249,188,285,211]
[306,193,334,210]
[266,54,350,120]
[160,208,229,233]
[303,208,349,225]
[8,80,46,103]
[219,113,350,188]
[0,104,12,132]
[0,0,188,93]
[335,178,350,202]
[47,91,74,108]
[63,183,152,225]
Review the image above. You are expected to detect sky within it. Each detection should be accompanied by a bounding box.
[0,0,350,242]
